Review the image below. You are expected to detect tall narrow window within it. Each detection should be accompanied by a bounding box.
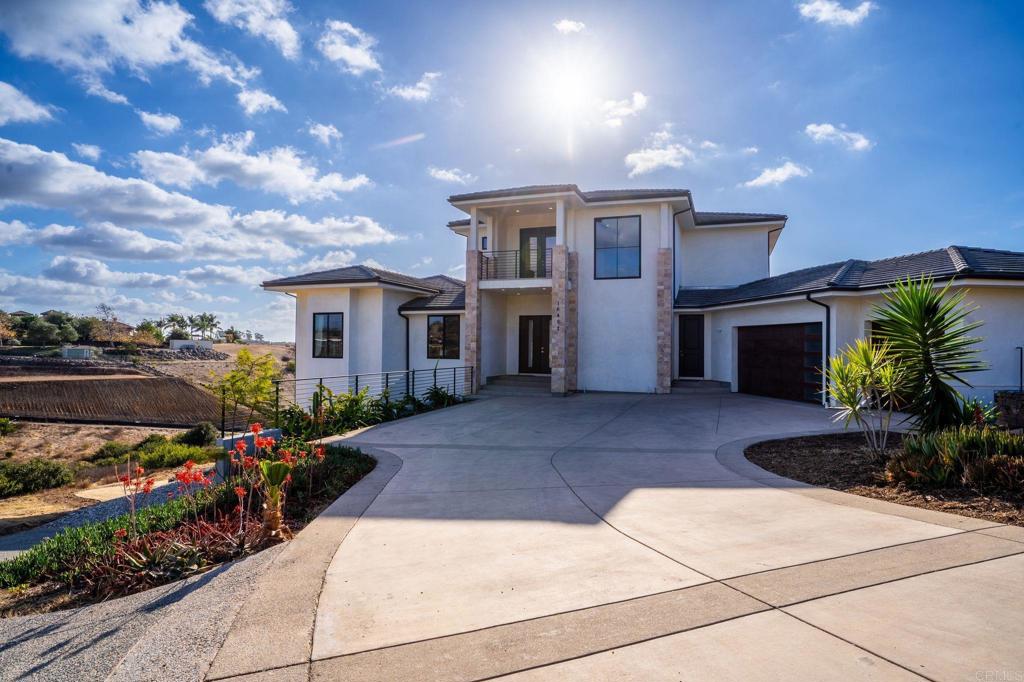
[427,315,460,359]
[481,236,488,250]
[594,215,641,279]
[312,312,343,358]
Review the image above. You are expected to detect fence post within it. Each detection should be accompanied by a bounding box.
[411,370,416,399]
[452,366,456,393]
[274,381,280,428]
[355,374,359,393]
[220,384,226,438]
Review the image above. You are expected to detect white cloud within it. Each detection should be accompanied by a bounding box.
[180,263,278,286]
[601,91,647,128]
[296,249,357,272]
[553,19,585,34]
[237,88,287,115]
[0,0,259,89]
[135,130,370,203]
[624,126,695,177]
[317,20,381,75]
[0,219,31,245]
[137,110,181,134]
[804,122,874,151]
[204,0,300,59]
[32,222,187,260]
[72,143,102,161]
[798,0,875,27]
[743,161,811,188]
[43,255,186,288]
[427,166,477,185]
[388,72,441,101]
[0,81,53,125]
[447,263,466,277]
[81,75,129,104]
[307,121,342,146]
[237,211,397,248]
[743,146,760,155]
[0,137,396,260]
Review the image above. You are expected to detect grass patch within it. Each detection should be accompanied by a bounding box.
[86,433,220,469]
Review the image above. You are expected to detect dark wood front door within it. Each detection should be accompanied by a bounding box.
[678,315,704,378]
[518,315,551,374]
[737,322,823,403]
[519,227,556,278]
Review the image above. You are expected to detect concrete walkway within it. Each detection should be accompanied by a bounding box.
[210,392,1024,681]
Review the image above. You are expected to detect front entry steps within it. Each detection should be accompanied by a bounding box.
[671,379,732,395]
[481,375,552,396]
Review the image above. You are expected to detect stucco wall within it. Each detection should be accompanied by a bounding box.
[294,287,350,382]
[381,289,415,372]
[574,204,661,392]
[481,290,507,380]
[348,288,382,375]
[677,227,770,287]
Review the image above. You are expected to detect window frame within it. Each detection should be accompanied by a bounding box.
[427,314,461,360]
[312,312,344,359]
[593,214,642,280]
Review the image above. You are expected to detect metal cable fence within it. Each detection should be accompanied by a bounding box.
[271,366,474,422]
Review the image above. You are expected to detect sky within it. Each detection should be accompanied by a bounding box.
[0,0,1022,340]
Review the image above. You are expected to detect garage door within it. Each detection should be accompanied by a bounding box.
[738,322,823,403]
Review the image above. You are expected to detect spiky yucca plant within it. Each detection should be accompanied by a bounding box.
[872,276,986,432]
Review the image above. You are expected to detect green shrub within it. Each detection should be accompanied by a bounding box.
[88,440,135,466]
[0,418,16,437]
[0,459,75,498]
[136,441,219,469]
[887,426,1024,490]
[175,421,218,447]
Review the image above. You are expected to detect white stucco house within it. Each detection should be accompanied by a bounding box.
[263,184,1024,403]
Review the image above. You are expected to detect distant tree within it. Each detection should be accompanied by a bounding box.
[136,319,165,344]
[200,313,221,339]
[223,326,241,343]
[254,332,265,343]
[24,318,60,346]
[73,316,100,342]
[162,313,187,334]
[210,347,280,426]
[56,323,79,344]
[168,328,190,341]
[42,310,73,327]
[186,314,200,340]
[96,303,119,348]
[0,313,14,346]
[244,329,253,341]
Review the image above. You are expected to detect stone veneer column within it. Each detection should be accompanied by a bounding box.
[566,251,579,392]
[550,244,569,394]
[464,249,481,394]
[655,247,673,394]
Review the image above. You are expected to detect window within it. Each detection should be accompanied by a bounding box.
[594,215,641,279]
[481,236,488,250]
[427,315,460,359]
[312,313,343,358]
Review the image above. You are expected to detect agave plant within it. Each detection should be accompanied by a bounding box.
[259,459,292,538]
[826,339,905,462]
[872,276,986,432]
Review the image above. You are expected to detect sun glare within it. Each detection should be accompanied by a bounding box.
[528,46,605,158]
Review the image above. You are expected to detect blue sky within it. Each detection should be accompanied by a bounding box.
[0,0,1021,340]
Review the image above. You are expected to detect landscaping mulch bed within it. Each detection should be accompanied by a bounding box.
[746,432,1024,527]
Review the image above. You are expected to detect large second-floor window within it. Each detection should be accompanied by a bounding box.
[427,315,460,359]
[594,215,641,279]
[312,312,343,358]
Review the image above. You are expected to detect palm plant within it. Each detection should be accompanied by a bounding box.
[872,276,986,432]
[826,339,905,462]
[163,313,188,337]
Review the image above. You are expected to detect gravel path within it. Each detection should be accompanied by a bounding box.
[0,480,178,561]
[0,544,282,682]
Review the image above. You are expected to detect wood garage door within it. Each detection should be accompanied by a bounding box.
[737,322,823,403]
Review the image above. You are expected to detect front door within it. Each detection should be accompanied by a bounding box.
[519,227,556,278]
[678,314,704,378]
[518,315,551,374]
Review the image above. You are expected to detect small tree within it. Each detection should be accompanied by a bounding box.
[56,323,79,344]
[826,339,905,462]
[96,303,119,348]
[0,313,14,346]
[211,348,280,428]
[24,318,59,346]
[873,277,986,432]
[135,319,165,344]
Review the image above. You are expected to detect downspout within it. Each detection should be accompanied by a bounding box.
[672,207,691,294]
[398,310,410,371]
[806,293,831,406]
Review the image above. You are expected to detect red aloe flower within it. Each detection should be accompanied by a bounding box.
[250,422,263,435]
[234,485,247,499]
[114,528,127,539]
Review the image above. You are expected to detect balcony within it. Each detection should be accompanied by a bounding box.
[479,249,552,280]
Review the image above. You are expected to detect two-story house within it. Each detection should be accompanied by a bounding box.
[264,184,1024,403]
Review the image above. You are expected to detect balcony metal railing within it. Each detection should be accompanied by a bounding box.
[479,249,553,280]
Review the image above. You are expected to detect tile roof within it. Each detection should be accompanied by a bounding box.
[675,246,1024,308]
[262,265,441,292]
[447,184,691,204]
[398,286,466,311]
[693,211,787,226]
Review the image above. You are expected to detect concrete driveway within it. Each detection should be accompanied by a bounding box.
[274,393,1024,680]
